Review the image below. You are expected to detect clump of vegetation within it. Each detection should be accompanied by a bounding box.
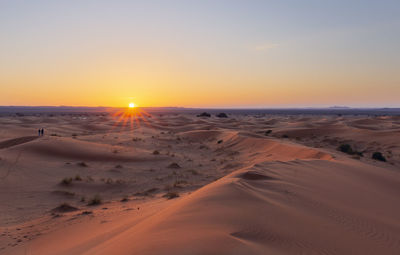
[52,203,78,213]
[163,192,179,200]
[197,112,211,117]
[265,130,272,136]
[74,175,82,181]
[77,162,88,167]
[282,134,289,138]
[87,195,102,206]
[217,140,223,144]
[52,190,75,197]
[337,144,363,156]
[173,180,188,188]
[167,162,181,169]
[134,187,159,197]
[121,197,129,202]
[216,113,228,118]
[50,134,59,137]
[115,164,123,169]
[372,152,386,162]
[188,169,199,175]
[86,176,94,182]
[338,144,353,154]
[153,150,160,155]
[60,177,73,186]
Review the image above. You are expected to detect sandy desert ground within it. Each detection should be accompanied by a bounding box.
[0,110,400,254]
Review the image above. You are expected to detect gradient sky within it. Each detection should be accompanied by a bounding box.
[1,0,399,108]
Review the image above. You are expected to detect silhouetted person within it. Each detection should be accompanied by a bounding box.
[38,129,41,136]
[41,128,44,136]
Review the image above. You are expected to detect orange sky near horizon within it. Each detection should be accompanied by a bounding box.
[1,1,399,108]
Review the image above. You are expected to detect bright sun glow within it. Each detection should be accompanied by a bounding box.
[129,102,135,108]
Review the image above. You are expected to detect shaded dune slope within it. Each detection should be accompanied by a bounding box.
[8,137,164,162]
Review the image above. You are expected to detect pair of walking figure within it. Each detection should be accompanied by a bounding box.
[38,128,44,136]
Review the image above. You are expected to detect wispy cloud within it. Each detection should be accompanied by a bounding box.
[253,43,279,52]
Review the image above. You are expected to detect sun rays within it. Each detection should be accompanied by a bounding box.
[110,106,152,132]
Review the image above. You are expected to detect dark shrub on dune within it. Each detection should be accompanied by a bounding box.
[197,112,211,117]
[338,144,353,154]
[167,162,181,169]
[87,195,102,206]
[265,130,272,136]
[163,192,179,199]
[77,162,88,167]
[52,203,78,213]
[337,144,363,157]
[372,152,386,162]
[216,113,228,118]
[60,177,73,186]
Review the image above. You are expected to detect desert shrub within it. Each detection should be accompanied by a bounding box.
[174,180,188,188]
[52,190,75,197]
[87,195,102,206]
[217,140,223,144]
[60,177,73,186]
[115,164,123,168]
[86,176,94,182]
[337,144,363,156]
[338,144,353,154]
[282,134,289,138]
[74,175,82,181]
[52,203,78,213]
[372,152,386,162]
[77,162,88,167]
[265,130,272,136]
[167,162,181,169]
[121,197,129,202]
[163,192,179,200]
[188,169,199,175]
[216,113,228,118]
[197,112,211,117]
[153,150,160,155]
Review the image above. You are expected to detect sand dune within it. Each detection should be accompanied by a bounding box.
[10,137,164,162]
[19,159,400,255]
[0,136,38,149]
[1,113,400,254]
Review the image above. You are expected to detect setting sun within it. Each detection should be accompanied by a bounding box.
[129,102,135,108]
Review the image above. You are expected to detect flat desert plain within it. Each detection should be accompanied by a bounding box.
[0,111,400,255]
